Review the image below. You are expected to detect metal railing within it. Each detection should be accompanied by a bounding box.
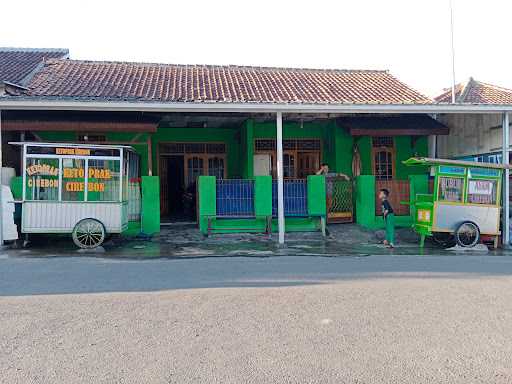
[272,179,308,217]
[216,179,255,217]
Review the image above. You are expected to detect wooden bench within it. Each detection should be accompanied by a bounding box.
[206,215,272,237]
[206,215,326,238]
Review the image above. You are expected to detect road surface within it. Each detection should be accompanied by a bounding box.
[2,253,512,383]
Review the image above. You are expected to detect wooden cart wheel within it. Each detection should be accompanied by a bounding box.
[455,221,480,248]
[72,218,106,249]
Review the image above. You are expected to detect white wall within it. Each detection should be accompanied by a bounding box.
[436,113,508,159]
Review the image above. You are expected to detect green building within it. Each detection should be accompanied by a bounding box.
[1,59,449,238]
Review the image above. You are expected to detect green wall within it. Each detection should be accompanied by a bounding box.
[141,176,160,234]
[355,174,429,229]
[355,136,428,179]
[245,119,354,177]
[38,122,428,182]
[36,121,431,233]
[151,125,241,178]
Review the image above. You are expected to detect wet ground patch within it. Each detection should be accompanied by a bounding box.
[3,224,509,259]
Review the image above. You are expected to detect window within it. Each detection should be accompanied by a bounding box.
[467,179,497,205]
[372,136,394,148]
[186,156,205,187]
[25,158,59,201]
[283,154,295,178]
[61,158,86,201]
[86,159,121,202]
[374,149,394,180]
[438,177,464,202]
[372,137,395,180]
[298,153,320,178]
[208,157,225,179]
[159,143,226,155]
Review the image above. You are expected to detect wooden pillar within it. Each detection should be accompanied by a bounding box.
[147,135,153,176]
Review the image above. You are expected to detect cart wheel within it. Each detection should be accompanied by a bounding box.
[72,218,106,249]
[455,221,480,248]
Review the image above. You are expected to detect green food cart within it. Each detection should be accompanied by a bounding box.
[404,157,509,249]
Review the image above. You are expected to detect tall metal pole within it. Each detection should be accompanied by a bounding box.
[276,112,285,244]
[502,112,510,246]
[0,109,4,246]
[449,0,457,103]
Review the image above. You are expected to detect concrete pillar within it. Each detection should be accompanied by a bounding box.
[276,112,285,244]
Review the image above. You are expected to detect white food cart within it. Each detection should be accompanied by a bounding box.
[11,142,140,248]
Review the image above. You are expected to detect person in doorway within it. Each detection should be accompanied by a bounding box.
[315,163,350,180]
[316,163,330,175]
[379,188,395,248]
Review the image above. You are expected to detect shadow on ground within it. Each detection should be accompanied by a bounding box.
[2,223,512,296]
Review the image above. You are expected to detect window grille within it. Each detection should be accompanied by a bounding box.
[255,139,320,152]
[159,143,226,154]
[372,137,394,148]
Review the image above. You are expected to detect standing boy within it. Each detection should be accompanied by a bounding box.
[379,188,395,248]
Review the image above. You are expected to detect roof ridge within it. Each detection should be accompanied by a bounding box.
[43,58,389,73]
[458,77,475,102]
[0,47,69,54]
[472,78,512,94]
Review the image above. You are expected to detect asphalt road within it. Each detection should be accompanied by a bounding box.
[2,254,512,383]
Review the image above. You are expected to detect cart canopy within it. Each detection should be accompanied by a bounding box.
[403,157,512,170]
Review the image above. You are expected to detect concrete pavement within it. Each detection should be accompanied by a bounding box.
[2,254,512,383]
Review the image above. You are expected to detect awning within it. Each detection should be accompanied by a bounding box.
[1,110,159,132]
[403,157,512,170]
[338,114,449,136]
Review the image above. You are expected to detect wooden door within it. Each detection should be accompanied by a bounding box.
[297,152,320,178]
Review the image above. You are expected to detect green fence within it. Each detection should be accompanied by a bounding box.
[198,175,326,235]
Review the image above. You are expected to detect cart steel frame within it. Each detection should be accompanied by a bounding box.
[404,157,510,248]
[10,142,139,248]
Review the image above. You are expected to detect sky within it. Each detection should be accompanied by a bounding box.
[2,0,511,97]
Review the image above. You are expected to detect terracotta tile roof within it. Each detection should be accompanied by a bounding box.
[22,59,431,104]
[0,48,69,85]
[435,78,512,104]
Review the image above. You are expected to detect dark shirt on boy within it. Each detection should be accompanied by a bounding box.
[382,199,394,218]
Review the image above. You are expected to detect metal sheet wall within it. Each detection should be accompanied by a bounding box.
[22,201,127,233]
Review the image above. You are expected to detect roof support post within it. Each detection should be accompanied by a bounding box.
[0,109,5,247]
[147,135,153,176]
[0,109,3,246]
[276,112,285,245]
[502,112,510,246]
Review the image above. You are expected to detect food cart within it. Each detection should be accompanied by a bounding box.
[10,142,140,249]
[404,157,509,248]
